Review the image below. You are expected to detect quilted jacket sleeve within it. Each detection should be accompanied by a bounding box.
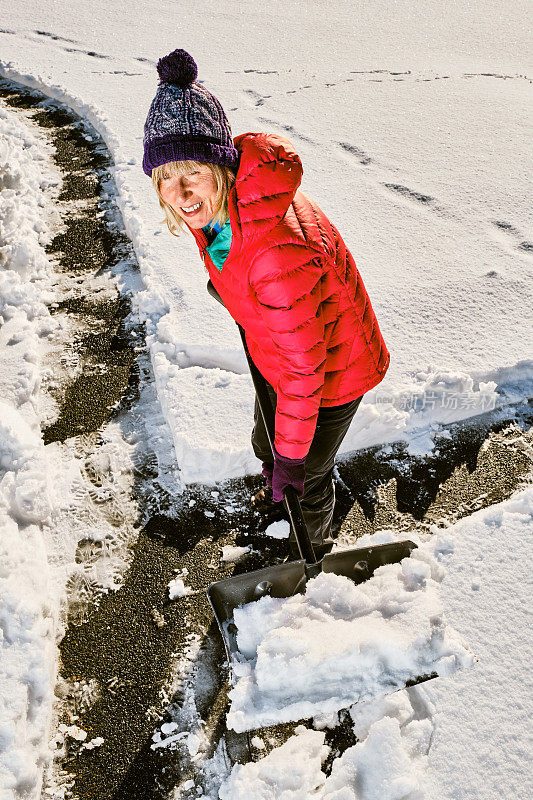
[249,243,327,459]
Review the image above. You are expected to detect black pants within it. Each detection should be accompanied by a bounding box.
[251,381,364,544]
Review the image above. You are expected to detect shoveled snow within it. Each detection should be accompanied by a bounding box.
[219,712,430,800]
[219,726,329,800]
[217,483,532,798]
[226,541,473,732]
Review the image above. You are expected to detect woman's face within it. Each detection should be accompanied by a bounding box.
[159,164,218,229]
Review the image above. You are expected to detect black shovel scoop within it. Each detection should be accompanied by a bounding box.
[205,281,435,692]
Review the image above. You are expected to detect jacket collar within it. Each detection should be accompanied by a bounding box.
[188,132,303,254]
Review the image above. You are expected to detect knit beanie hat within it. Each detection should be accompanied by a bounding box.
[142,49,239,176]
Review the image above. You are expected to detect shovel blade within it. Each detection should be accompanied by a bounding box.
[208,560,307,662]
[321,539,418,582]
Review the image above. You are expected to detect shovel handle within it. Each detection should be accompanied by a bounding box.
[207,280,317,564]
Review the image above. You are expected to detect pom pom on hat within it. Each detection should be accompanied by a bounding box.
[157,49,198,88]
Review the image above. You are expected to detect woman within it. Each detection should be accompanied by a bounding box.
[143,49,390,557]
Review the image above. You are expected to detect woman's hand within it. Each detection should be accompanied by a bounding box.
[272,447,306,503]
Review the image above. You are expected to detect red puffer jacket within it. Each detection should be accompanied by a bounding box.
[189,132,390,459]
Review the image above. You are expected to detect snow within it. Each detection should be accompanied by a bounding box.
[0,108,59,799]
[217,484,533,798]
[226,542,473,732]
[81,736,104,751]
[0,405,37,471]
[263,519,290,539]
[1,0,530,486]
[219,714,430,800]
[420,483,533,800]
[219,726,329,800]
[220,544,252,563]
[323,714,429,800]
[168,578,193,600]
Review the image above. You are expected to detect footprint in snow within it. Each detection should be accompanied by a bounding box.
[244,88,270,107]
[491,220,533,256]
[243,69,278,75]
[338,141,373,165]
[258,116,316,145]
[34,29,79,45]
[383,183,435,206]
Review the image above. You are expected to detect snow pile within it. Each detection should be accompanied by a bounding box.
[0,406,56,798]
[0,107,59,799]
[219,726,328,799]
[220,702,430,800]
[227,544,472,731]
[0,106,59,423]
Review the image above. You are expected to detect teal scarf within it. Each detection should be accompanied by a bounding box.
[202,219,232,271]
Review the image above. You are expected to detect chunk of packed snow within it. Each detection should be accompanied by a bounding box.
[82,736,105,750]
[263,519,290,539]
[0,402,36,471]
[227,545,472,731]
[168,578,193,600]
[186,732,201,757]
[221,544,251,563]
[161,722,178,735]
[323,715,426,800]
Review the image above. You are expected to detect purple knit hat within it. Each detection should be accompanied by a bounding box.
[142,49,239,176]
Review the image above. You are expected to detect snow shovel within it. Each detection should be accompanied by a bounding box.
[206,281,435,688]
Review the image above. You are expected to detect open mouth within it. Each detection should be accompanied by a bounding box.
[180,201,203,216]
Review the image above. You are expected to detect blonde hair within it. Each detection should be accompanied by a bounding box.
[152,160,236,237]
